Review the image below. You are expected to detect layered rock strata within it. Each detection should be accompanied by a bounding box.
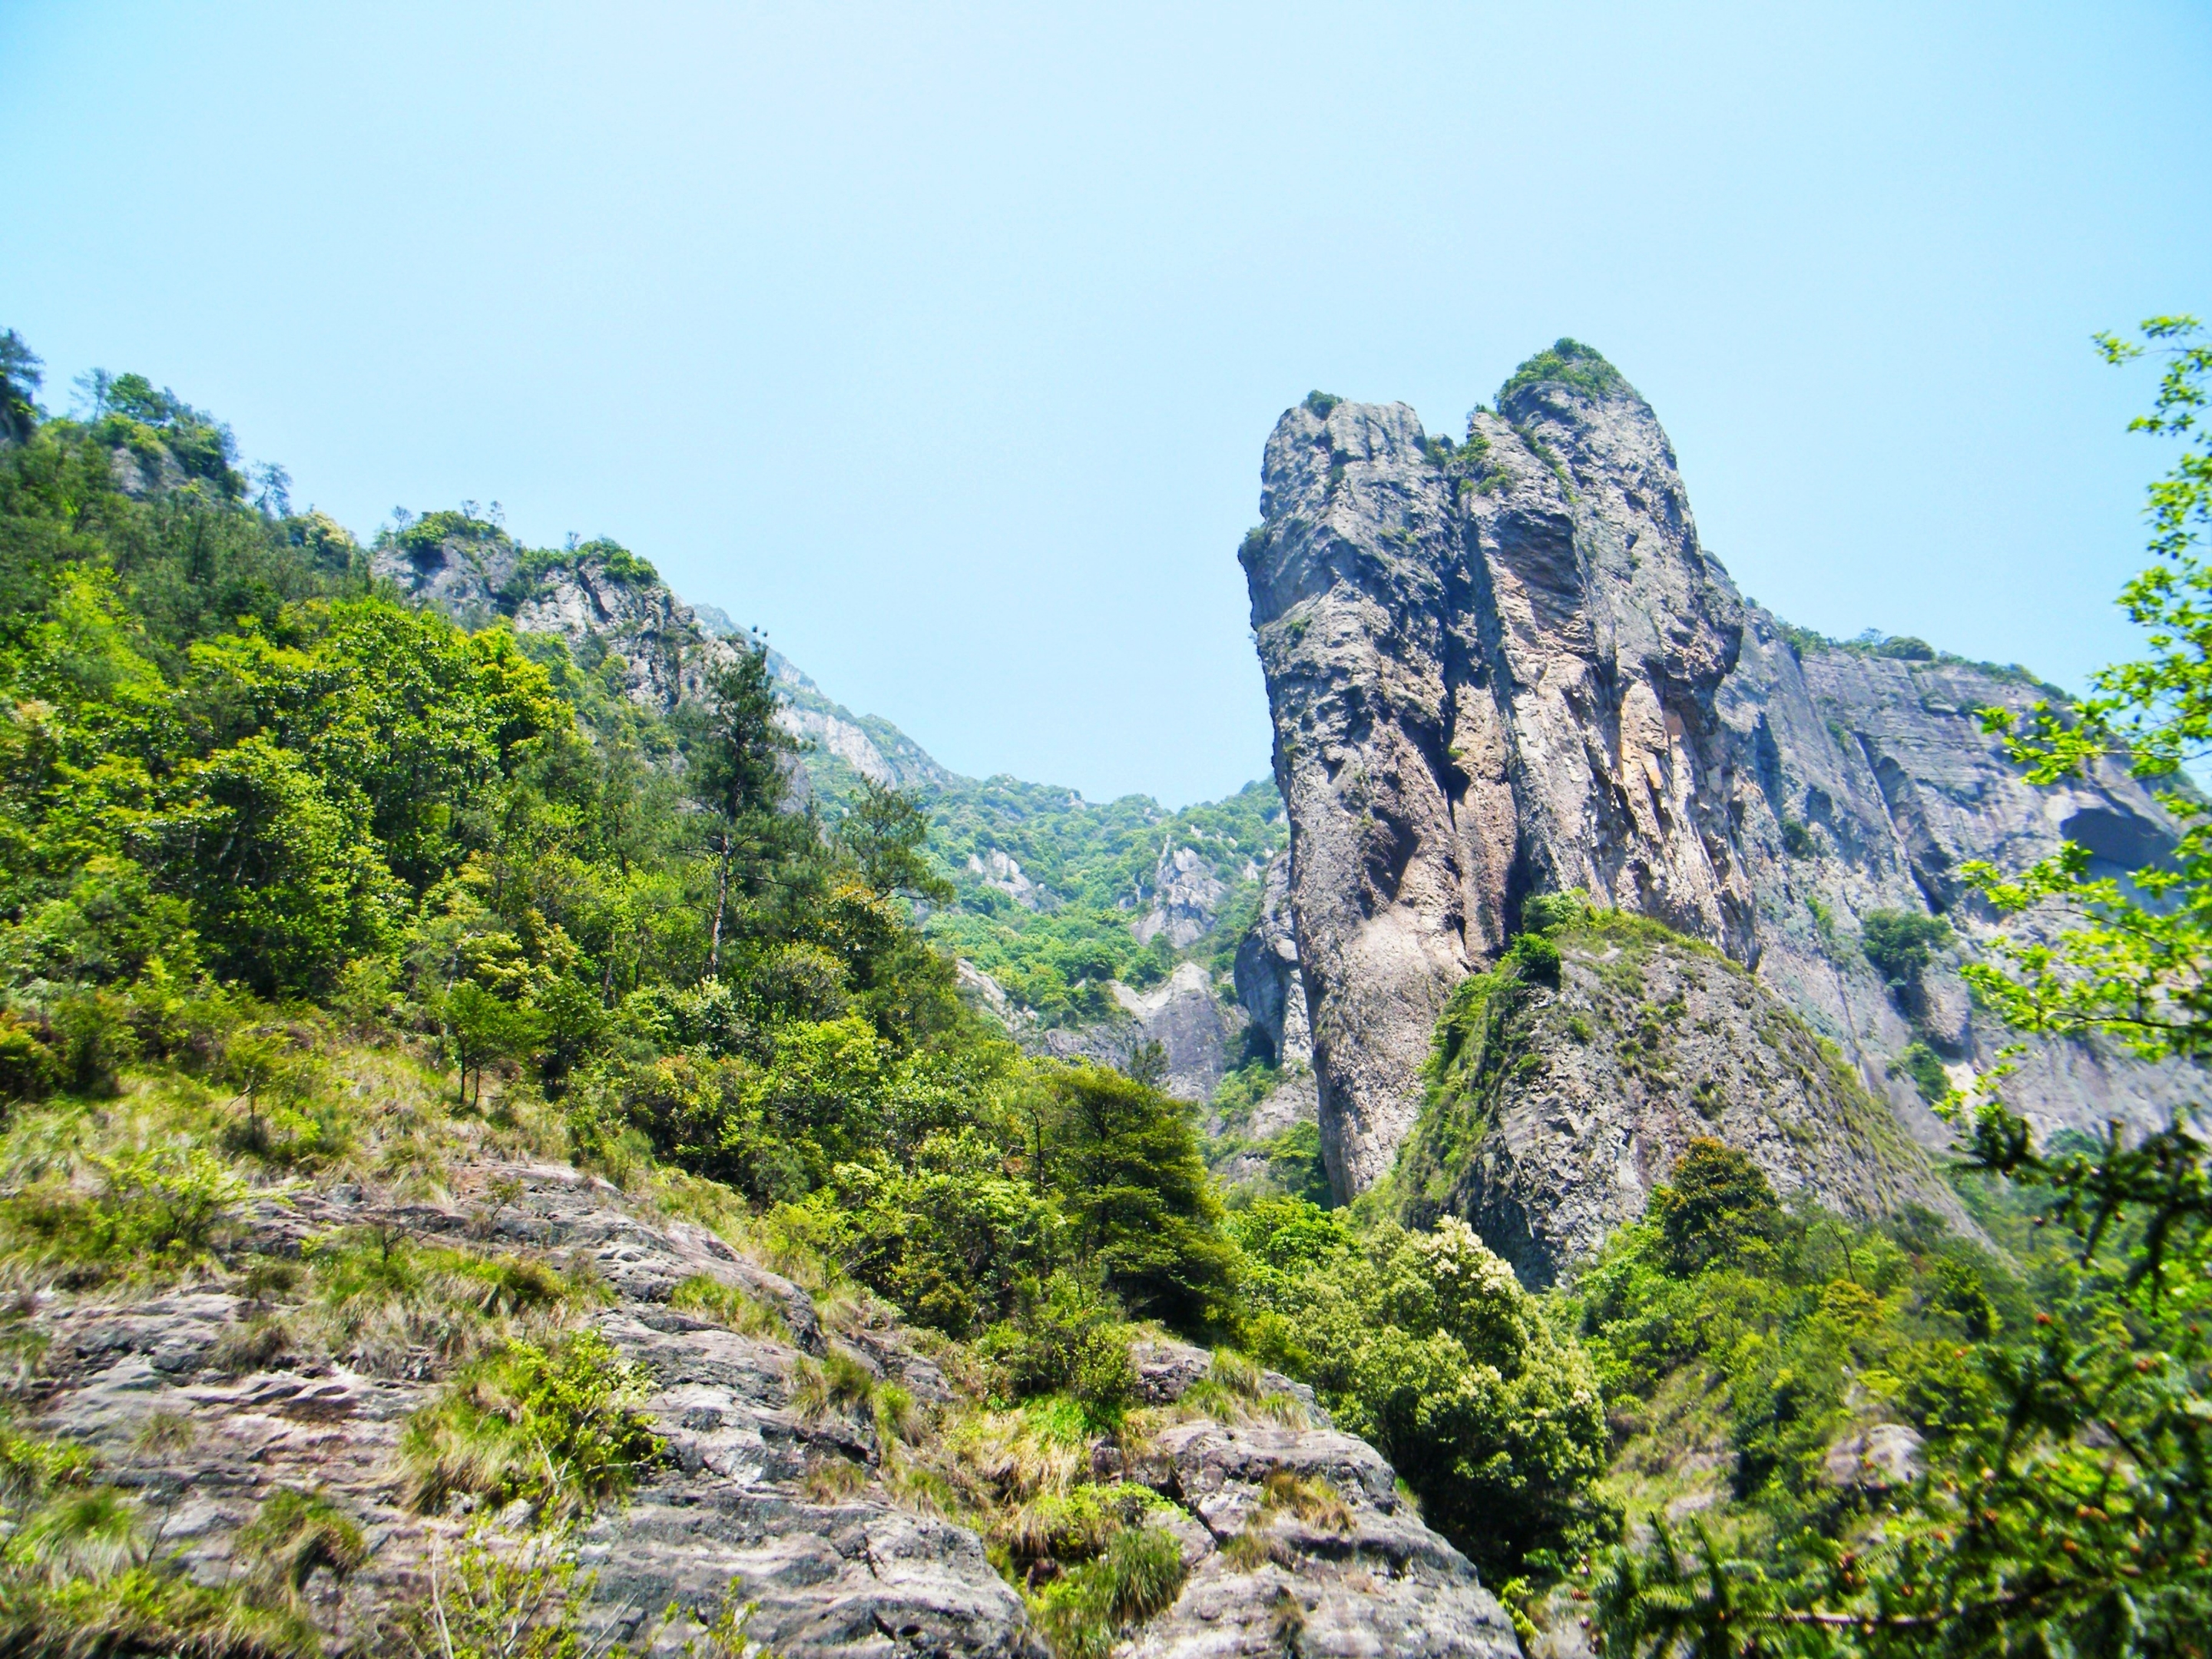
[28,1161,1039,1659]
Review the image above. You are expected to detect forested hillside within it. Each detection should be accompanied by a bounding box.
[0,318,2207,1659]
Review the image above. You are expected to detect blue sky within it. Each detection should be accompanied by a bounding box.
[4,3,2208,806]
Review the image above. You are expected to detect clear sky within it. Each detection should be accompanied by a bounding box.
[4,3,2208,806]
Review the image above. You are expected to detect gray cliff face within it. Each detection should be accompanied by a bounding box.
[1134,846,1230,949]
[1038,962,1247,1103]
[1242,365,2187,1203]
[1233,852,1313,1069]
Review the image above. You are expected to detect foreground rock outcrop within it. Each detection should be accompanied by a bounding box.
[1240,359,2189,1202]
[1118,1343,1522,1659]
[28,1161,1039,1659]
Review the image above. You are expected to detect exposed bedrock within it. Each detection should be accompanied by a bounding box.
[1241,362,2189,1201]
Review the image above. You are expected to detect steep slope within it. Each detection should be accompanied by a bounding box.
[1240,353,2187,1204]
[1392,912,1968,1286]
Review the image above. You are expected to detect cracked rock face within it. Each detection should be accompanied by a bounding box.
[1241,370,2189,1199]
[1038,963,1245,1103]
[25,1162,1040,1659]
[1232,853,1313,1070]
[1119,1343,1521,1659]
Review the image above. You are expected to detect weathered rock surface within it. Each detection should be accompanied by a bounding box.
[1119,1344,1522,1659]
[1038,963,1246,1103]
[1134,847,1230,950]
[23,1162,1039,1659]
[1231,853,1313,1069]
[1397,926,1970,1286]
[375,521,946,792]
[1240,363,2191,1200]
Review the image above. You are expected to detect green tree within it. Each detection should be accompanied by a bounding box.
[1649,1137,1784,1277]
[0,329,41,444]
[442,982,541,1111]
[836,778,953,905]
[1595,316,2212,1657]
[1042,1062,1236,1330]
[684,641,802,974]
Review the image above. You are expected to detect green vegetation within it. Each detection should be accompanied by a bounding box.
[1859,906,1951,987]
[1497,337,1632,406]
[399,1330,664,1519]
[1586,316,2212,1655]
[0,1421,319,1657]
[1229,1199,1610,1577]
[920,776,1283,1032]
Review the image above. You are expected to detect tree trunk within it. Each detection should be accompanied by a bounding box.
[708,828,731,976]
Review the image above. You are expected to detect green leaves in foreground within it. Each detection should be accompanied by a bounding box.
[1588,317,2212,1657]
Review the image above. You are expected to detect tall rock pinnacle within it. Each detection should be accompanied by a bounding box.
[1243,346,2187,1200]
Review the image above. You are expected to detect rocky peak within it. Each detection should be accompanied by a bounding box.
[1244,345,2190,1204]
[1134,846,1228,949]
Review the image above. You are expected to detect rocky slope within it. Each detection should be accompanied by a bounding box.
[1394,915,1968,1286]
[1240,358,2190,1205]
[371,518,947,794]
[19,1139,1522,1659]
[378,518,1278,1096]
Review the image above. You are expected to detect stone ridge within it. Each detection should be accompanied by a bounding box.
[1242,353,2190,1199]
[370,523,950,793]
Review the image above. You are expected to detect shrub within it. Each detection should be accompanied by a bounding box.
[1896,1040,1949,1104]
[399,1330,663,1520]
[1250,1217,1610,1578]
[1859,909,1951,985]
[1032,1523,1186,1659]
[1505,932,1561,982]
[401,1522,598,1659]
[1497,339,1631,406]
[0,1147,246,1286]
[979,1272,1135,1426]
[1518,889,1589,932]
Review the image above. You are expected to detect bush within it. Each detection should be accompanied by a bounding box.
[0,1147,246,1287]
[1243,1214,1611,1578]
[233,1488,366,1601]
[399,1330,663,1520]
[1032,1524,1186,1659]
[1518,889,1589,932]
[979,1272,1135,1426]
[1649,1138,1783,1276]
[1859,909,1950,985]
